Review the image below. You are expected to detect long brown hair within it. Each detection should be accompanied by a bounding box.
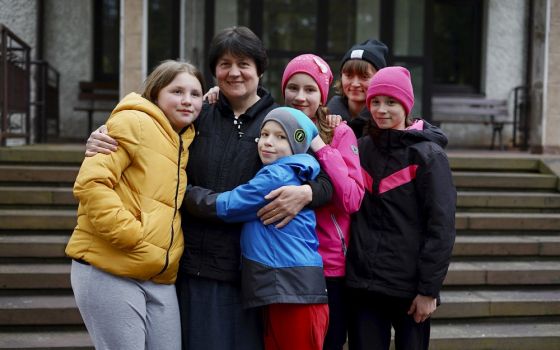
[314,105,334,145]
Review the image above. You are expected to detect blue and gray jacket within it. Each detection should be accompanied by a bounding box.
[214,153,328,308]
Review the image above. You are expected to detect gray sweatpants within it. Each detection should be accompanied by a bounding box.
[71,260,181,350]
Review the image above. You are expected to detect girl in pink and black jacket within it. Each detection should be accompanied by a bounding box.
[281,54,365,350]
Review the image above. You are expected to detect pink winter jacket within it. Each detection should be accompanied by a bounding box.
[314,123,365,277]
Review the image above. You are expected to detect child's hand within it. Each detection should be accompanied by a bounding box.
[326,114,343,128]
[203,86,220,104]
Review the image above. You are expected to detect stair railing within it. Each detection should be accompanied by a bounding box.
[0,24,31,146]
[31,60,60,143]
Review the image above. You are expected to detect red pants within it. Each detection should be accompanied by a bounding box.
[264,303,329,350]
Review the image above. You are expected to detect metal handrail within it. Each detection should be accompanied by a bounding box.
[0,24,31,146]
[31,60,60,142]
[512,86,529,150]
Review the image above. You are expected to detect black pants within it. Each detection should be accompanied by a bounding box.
[323,278,348,350]
[346,288,430,350]
[176,274,264,350]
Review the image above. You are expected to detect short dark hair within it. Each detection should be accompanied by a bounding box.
[208,26,268,76]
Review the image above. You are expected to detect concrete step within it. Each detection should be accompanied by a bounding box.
[0,329,92,349]
[453,235,560,256]
[453,171,558,190]
[3,210,558,233]
[449,155,542,172]
[0,187,75,206]
[457,191,560,210]
[0,234,69,258]
[0,165,78,184]
[445,260,560,286]
[455,212,560,231]
[0,263,70,289]
[0,295,82,325]
[0,210,76,230]
[0,144,84,165]
[15,234,555,260]
[430,319,560,350]
[437,289,560,319]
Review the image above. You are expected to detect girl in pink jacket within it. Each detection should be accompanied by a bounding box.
[281,54,365,350]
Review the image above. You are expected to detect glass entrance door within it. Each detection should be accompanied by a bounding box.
[231,0,381,100]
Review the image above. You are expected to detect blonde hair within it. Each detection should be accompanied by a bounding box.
[333,60,375,96]
[142,60,205,104]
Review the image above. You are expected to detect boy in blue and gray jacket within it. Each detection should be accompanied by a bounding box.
[188,106,329,350]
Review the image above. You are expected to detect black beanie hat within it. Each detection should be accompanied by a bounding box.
[340,39,388,71]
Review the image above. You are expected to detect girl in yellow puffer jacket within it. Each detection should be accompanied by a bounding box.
[65,60,204,350]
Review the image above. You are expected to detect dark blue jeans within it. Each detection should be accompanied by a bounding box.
[177,275,264,350]
[346,288,430,350]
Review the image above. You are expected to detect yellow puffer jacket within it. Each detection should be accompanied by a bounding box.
[66,93,194,284]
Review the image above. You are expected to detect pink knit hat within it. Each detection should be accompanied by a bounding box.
[366,66,414,115]
[281,54,333,105]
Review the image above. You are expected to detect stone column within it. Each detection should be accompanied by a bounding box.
[542,0,560,153]
[529,0,560,154]
[120,0,147,99]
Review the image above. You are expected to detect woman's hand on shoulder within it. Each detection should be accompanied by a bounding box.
[257,185,312,228]
[85,125,118,157]
[203,86,220,104]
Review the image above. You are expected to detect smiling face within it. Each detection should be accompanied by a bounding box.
[258,120,293,165]
[283,73,321,119]
[156,72,203,132]
[215,52,260,103]
[341,62,376,107]
[369,95,407,130]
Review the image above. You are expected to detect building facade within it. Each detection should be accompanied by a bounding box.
[1,0,559,153]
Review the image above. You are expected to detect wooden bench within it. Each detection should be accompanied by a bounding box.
[74,81,118,135]
[432,96,510,150]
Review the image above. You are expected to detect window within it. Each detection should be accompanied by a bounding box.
[148,0,180,72]
[235,0,379,100]
[93,0,119,82]
[432,0,483,95]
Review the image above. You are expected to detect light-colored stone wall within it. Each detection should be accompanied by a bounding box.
[120,0,147,98]
[444,0,528,149]
[44,0,93,138]
[0,0,37,58]
[529,0,548,153]
[183,0,205,71]
[543,0,560,153]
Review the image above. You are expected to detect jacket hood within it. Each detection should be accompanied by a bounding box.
[370,118,448,149]
[327,96,370,137]
[110,92,186,139]
[273,154,320,183]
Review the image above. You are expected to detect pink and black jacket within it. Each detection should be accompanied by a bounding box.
[314,122,365,277]
[346,119,456,300]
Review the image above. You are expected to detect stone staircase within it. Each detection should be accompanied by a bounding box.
[0,146,559,349]
[0,145,92,349]
[432,153,560,350]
